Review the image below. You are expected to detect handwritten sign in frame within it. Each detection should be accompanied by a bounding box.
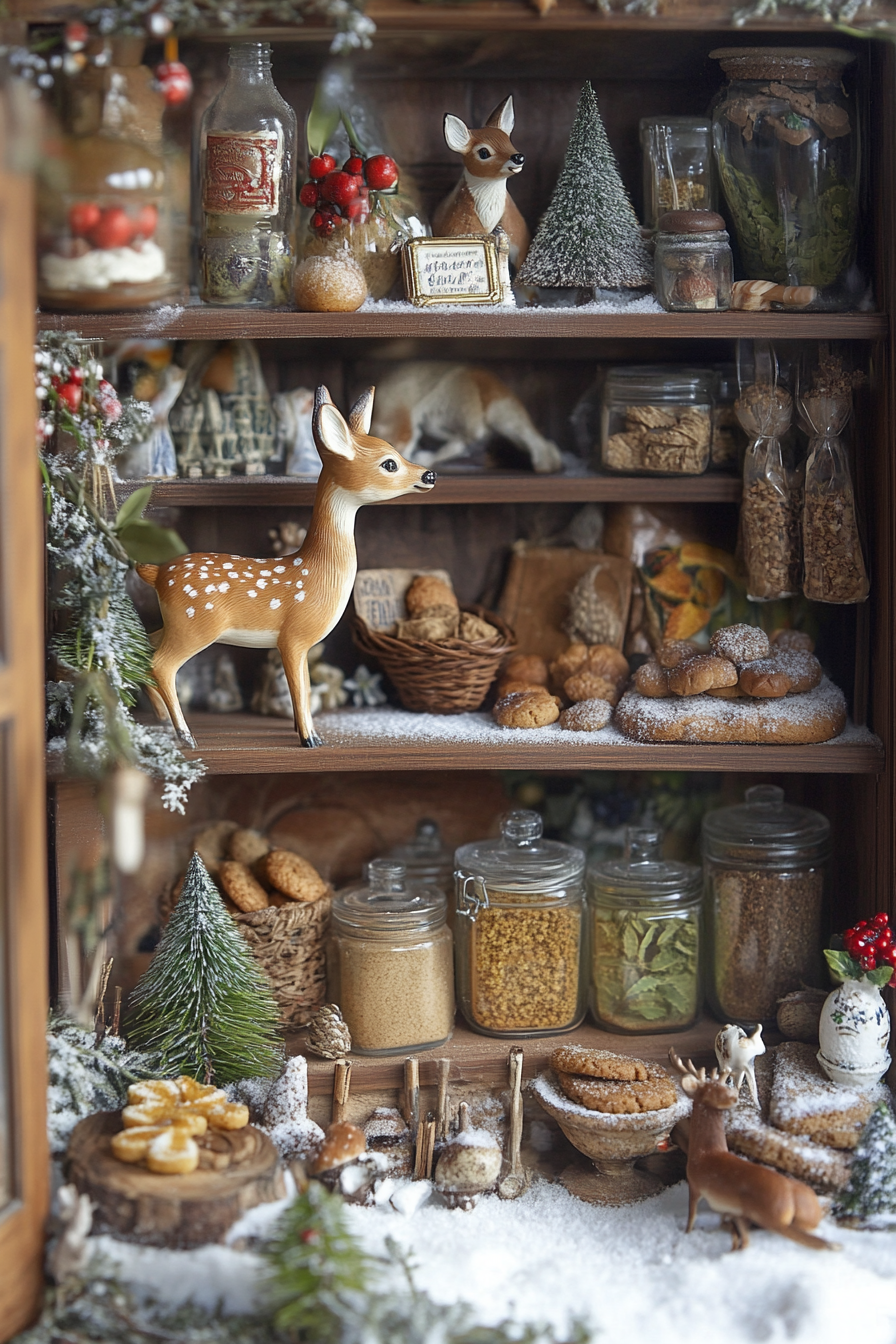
[402,234,508,307]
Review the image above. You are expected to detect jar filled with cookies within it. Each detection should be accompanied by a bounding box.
[600,367,713,475]
[454,811,586,1038]
[702,786,830,1027]
[328,859,454,1055]
[588,828,702,1034]
[736,377,801,601]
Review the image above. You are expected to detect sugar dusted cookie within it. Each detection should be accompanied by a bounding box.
[493,689,561,729]
[559,699,613,732]
[551,1045,648,1081]
[557,1067,676,1114]
[710,623,770,665]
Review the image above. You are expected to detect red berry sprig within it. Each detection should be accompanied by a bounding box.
[301,151,399,237]
[842,913,896,973]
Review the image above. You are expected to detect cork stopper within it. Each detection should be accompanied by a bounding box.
[710,46,855,84]
[657,210,726,234]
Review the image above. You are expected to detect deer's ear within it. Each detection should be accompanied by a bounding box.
[315,402,356,461]
[680,1075,699,1098]
[444,113,472,154]
[348,387,375,436]
[486,96,514,134]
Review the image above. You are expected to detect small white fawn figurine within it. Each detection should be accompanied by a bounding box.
[433,96,531,268]
[669,1050,836,1252]
[137,386,436,748]
[715,1023,765,1107]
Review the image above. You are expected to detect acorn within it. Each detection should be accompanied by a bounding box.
[433,1103,502,1211]
[776,988,827,1044]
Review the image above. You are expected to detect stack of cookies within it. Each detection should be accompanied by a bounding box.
[164,822,330,917]
[617,623,847,744]
[550,1045,677,1115]
[492,643,629,733]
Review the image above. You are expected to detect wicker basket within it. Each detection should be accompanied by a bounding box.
[234,897,330,1030]
[352,604,515,714]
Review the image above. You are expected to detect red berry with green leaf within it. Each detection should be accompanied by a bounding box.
[827,917,896,987]
[309,154,336,181]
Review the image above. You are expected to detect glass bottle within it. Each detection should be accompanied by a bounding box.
[199,43,296,308]
[328,859,454,1056]
[711,47,861,310]
[588,828,702,1035]
[654,211,732,313]
[702,786,830,1026]
[600,366,713,475]
[37,38,181,311]
[640,116,716,232]
[453,811,586,1038]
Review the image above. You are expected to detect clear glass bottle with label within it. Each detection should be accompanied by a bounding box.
[199,42,296,307]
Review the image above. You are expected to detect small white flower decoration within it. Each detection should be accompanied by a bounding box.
[344,665,387,708]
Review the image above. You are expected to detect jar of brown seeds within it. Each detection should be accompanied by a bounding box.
[702,785,830,1027]
[453,811,586,1038]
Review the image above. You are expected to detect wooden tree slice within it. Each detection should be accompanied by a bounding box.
[66,1112,286,1248]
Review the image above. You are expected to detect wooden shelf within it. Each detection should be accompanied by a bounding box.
[293,1013,728,1097]
[152,709,884,775]
[121,472,742,508]
[36,306,888,343]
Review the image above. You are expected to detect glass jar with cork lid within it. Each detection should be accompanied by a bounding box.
[328,858,454,1055]
[702,786,830,1027]
[654,211,732,313]
[453,811,586,1038]
[588,828,703,1035]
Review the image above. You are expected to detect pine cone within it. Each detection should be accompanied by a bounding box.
[306,1003,352,1059]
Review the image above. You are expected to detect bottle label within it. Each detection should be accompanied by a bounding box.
[204,132,280,215]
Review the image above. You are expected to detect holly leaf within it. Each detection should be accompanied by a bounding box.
[118,519,188,564]
[114,485,153,532]
[825,947,862,983]
[865,965,894,988]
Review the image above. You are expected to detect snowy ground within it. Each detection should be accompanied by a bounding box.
[96,1175,896,1344]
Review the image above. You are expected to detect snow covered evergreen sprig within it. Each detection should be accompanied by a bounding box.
[46,1014,162,1154]
[835,1102,896,1226]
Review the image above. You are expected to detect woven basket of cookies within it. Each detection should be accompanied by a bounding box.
[163,824,332,1030]
[352,571,515,714]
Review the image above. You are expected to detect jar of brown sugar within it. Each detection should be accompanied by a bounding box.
[453,811,586,1038]
[328,859,454,1055]
[702,785,830,1027]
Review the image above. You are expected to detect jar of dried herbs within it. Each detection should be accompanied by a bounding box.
[702,786,830,1027]
[736,379,802,601]
[798,355,869,604]
[453,811,586,1038]
[711,47,860,310]
[328,859,454,1055]
[588,828,702,1035]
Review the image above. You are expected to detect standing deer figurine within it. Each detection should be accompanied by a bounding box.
[715,1023,765,1107]
[669,1049,837,1252]
[137,386,436,748]
[433,96,531,268]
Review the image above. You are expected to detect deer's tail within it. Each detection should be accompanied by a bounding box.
[135,563,160,587]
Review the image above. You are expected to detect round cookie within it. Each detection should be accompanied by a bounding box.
[294,254,367,313]
[503,653,549,689]
[771,628,815,653]
[634,661,669,698]
[549,643,589,694]
[585,644,630,686]
[219,860,269,912]
[773,649,822,694]
[564,669,622,706]
[551,1045,649,1081]
[497,678,548,697]
[739,658,793,698]
[193,821,240,876]
[493,689,561,729]
[228,827,271,866]
[710,623,770,665]
[263,850,329,903]
[668,653,738,696]
[657,640,699,670]
[405,574,458,616]
[557,1068,677,1114]
[559,698,613,732]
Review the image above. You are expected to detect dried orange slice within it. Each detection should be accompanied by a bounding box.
[145,1126,200,1175]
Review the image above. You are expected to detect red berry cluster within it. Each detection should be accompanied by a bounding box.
[842,913,896,971]
[49,366,122,421]
[300,151,399,238]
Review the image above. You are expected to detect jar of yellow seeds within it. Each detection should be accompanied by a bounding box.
[453,811,586,1038]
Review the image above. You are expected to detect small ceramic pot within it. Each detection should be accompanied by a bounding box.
[817,976,891,1087]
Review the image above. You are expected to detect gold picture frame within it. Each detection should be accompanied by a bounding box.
[402,234,512,307]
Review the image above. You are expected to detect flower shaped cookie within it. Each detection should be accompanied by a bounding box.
[111,1076,249,1175]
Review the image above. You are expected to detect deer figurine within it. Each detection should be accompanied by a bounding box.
[715,1023,765,1107]
[669,1049,837,1253]
[433,96,531,268]
[137,386,436,749]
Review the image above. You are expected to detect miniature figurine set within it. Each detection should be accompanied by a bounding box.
[37,45,862,313]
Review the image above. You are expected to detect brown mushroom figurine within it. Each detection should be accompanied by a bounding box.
[433,1102,502,1210]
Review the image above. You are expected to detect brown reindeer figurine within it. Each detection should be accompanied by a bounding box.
[669,1049,838,1253]
[137,386,436,748]
[433,97,531,268]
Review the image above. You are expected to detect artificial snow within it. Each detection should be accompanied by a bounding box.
[91,1177,896,1343]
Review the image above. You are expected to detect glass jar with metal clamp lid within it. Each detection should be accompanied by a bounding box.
[453,811,586,1038]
